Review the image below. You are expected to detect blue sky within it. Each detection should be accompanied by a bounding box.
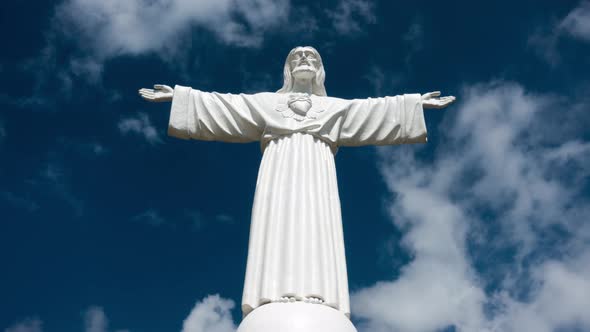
[1,1,589,331]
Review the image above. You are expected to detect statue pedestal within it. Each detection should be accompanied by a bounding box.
[237,302,358,332]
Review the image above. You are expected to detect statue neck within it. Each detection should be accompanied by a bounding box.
[291,77,313,94]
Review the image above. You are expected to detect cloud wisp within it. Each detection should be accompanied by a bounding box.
[4,318,42,332]
[559,1,590,42]
[117,113,162,145]
[327,0,376,35]
[352,81,590,332]
[530,1,590,64]
[4,307,128,332]
[83,306,130,332]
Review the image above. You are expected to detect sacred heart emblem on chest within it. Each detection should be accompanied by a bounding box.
[275,93,325,121]
[288,93,312,116]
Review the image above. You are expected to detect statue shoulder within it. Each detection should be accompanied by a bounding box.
[312,95,352,108]
[242,91,282,103]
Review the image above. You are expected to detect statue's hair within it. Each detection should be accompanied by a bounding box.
[277,46,327,96]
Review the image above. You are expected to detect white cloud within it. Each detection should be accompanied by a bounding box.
[21,0,380,92]
[19,0,291,94]
[4,318,42,332]
[489,255,590,332]
[530,1,590,64]
[353,81,590,332]
[182,295,237,332]
[352,162,487,332]
[84,307,108,332]
[118,113,162,145]
[559,1,590,42]
[327,0,376,34]
[84,306,129,332]
[55,0,290,60]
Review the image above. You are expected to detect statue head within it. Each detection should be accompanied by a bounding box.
[277,46,327,96]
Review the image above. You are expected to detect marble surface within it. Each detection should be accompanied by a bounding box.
[237,302,357,332]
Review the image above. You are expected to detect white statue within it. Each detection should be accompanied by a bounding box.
[139,46,454,330]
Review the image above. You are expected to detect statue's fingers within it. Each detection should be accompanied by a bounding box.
[155,84,173,92]
[423,91,441,99]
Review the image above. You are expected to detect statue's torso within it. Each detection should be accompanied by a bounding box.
[250,92,350,152]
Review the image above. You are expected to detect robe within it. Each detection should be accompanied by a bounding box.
[168,85,428,318]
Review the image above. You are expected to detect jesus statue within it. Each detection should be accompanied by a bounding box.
[139,46,455,329]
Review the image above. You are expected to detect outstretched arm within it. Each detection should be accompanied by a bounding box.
[338,93,427,146]
[140,84,266,143]
[139,84,174,102]
[421,91,456,109]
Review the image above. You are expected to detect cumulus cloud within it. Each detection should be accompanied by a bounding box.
[19,0,291,98]
[182,295,236,332]
[489,254,590,332]
[55,0,290,60]
[18,0,382,97]
[118,113,162,145]
[4,318,42,332]
[352,81,590,332]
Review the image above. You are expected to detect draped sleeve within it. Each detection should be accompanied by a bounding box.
[337,94,427,146]
[168,85,266,142]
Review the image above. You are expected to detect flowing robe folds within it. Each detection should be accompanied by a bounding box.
[168,85,428,318]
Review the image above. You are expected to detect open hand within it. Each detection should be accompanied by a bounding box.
[421,91,456,109]
[139,84,174,102]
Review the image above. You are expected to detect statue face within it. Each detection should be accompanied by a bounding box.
[290,47,320,80]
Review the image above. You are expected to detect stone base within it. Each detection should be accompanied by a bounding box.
[237,303,357,332]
